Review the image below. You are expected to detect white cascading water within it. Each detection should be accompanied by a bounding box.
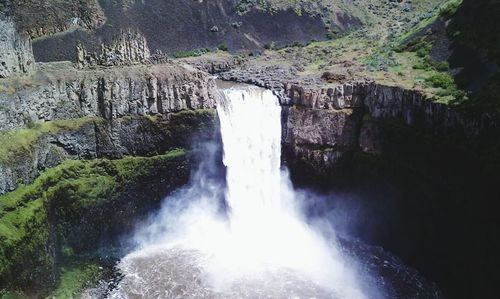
[217,87,283,238]
[106,86,367,299]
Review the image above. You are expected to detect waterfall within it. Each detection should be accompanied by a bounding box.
[217,88,283,234]
[107,85,367,299]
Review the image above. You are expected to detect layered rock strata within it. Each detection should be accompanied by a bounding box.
[0,62,217,194]
[5,0,105,39]
[0,63,216,132]
[281,82,498,171]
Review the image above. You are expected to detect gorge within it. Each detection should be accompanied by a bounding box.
[1,0,499,298]
[105,86,367,298]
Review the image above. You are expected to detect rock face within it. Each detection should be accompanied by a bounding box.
[0,62,218,194]
[0,18,34,78]
[0,120,95,195]
[181,53,244,74]
[0,63,216,132]
[4,0,106,39]
[220,61,498,172]
[0,111,217,195]
[283,106,362,168]
[31,0,329,62]
[281,82,499,172]
[77,29,152,68]
[283,82,367,109]
[0,150,193,293]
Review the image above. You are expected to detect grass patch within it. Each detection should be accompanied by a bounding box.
[48,261,104,299]
[0,118,95,165]
[394,0,462,48]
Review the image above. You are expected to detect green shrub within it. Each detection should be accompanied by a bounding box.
[425,73,455,89]
[434,61,450,71]
[326,32,336,40]
[218,43,228,51]
[412,62,430,70]
[440,0,462,19]
[407,38,432,57]
[0,118,94,165]
[49,261,104,299]
[364,52,398,72]
[236,0,258,13]
[264,41,275,50]
[425,73,466,103]
[405,38,451,72]
[290,41,304,48]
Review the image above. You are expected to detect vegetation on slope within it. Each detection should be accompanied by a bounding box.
[0,117,95,164]
[48,260,105,299]
[446,0,500,112]
[237,0,445,35]
[247,0,468,104]
[0,149,189,295]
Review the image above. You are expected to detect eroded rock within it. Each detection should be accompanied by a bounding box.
[77,29,152,68]
[0,63,216,132]
[0,18,34,78]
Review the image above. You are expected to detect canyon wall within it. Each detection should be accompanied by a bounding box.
[0,61,219,293]
[0,111,216,195]
[1,56,498,296]
[0,63,218,194]
[280,82,499,172]
[0,19,34,78]
[0,63,215,132]
[277,80,500,299]
[3,0,105,39]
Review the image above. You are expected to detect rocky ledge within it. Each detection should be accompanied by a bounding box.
[0,149,193,294]
[219,64,499,173]
[0,62,216,132]
[282,82,498,171]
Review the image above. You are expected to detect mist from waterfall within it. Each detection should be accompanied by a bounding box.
[108,86,368,298]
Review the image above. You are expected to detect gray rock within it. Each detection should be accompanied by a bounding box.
[77,29,151,68]
[0,63,216,132]
[0,111,217,195]
[0,18,34,78]
[0,62,218,194]
[281,82,498,172]
[283,106,362,170]
[0,121,97,194]
[283,82,367,109]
